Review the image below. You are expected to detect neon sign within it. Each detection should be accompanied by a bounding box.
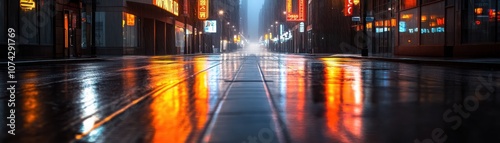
[153,0,179,16]
[344,0,353,16]
[20,0,36,11]
[286,0,306,21]
[198,0,209,20]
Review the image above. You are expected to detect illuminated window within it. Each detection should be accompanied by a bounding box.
[123,12,138,47]
[420,1,445,45]
[462,0,497,43]
[399,8,419,46]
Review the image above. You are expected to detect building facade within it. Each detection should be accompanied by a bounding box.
[258,0,499,57]
[2,0,231,59]
[209,0,240,53]
[90,0,198,55]
[347,0,500,57]
[2,0,84,59]
[307,0,354,54]
[239,0,248,38]
[395,0,500,57]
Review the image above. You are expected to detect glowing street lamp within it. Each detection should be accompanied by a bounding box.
[218,10,224,16]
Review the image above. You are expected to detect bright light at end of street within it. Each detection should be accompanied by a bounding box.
[244,43,263,54]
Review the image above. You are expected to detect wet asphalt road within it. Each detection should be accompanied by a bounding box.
[1,52,500,143]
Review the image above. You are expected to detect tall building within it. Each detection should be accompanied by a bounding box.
[239,0,248,38]
[306,0,354,53]
[259,0,278,49]
[208,0,240,52]
[259,0,310,53]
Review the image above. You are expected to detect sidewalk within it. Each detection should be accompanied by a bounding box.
[2,56,106,66]
[3,53,221,65]
[298,53,500,67]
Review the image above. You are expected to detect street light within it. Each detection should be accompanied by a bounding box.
[219,10,224,53]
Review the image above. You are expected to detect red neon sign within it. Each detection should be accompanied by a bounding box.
[198,0,209,20]
[286,0,306,22]
[344,0,353,16]
[436,18,445,26]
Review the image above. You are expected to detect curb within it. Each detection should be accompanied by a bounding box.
[3,54,219,66]
[328,55,500,68]
[287,53,500,68]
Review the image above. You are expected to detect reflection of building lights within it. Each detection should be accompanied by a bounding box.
[75,67,103,141]
[421,15,427,21]
[402,14,413,19]
[399,21,407,32]
[475,8,483,15]
[366,23,372,29]
[437,18,445,26]
[429,22,436,27]
[375,21,382,27]
[20,0,36,11]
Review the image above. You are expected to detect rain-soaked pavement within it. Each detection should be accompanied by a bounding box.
[1,51,500,143]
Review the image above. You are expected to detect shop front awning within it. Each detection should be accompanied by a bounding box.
[125,1,176,24]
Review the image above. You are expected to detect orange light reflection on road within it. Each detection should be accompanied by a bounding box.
[148,60,210,143]
[21,72,40,128]
[149,62,187,143]
[286,59,306,141]
[123,60,137,95]
[193,60,209,129]
[322,58,364,143]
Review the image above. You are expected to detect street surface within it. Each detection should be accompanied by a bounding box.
[1,51,500,143]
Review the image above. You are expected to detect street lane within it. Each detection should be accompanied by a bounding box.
[1,53,500,143]
[262,55,500,143]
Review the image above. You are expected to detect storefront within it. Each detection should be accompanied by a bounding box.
[0,0,88,59]
[89,0,193,56]
[396,0,500,57]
